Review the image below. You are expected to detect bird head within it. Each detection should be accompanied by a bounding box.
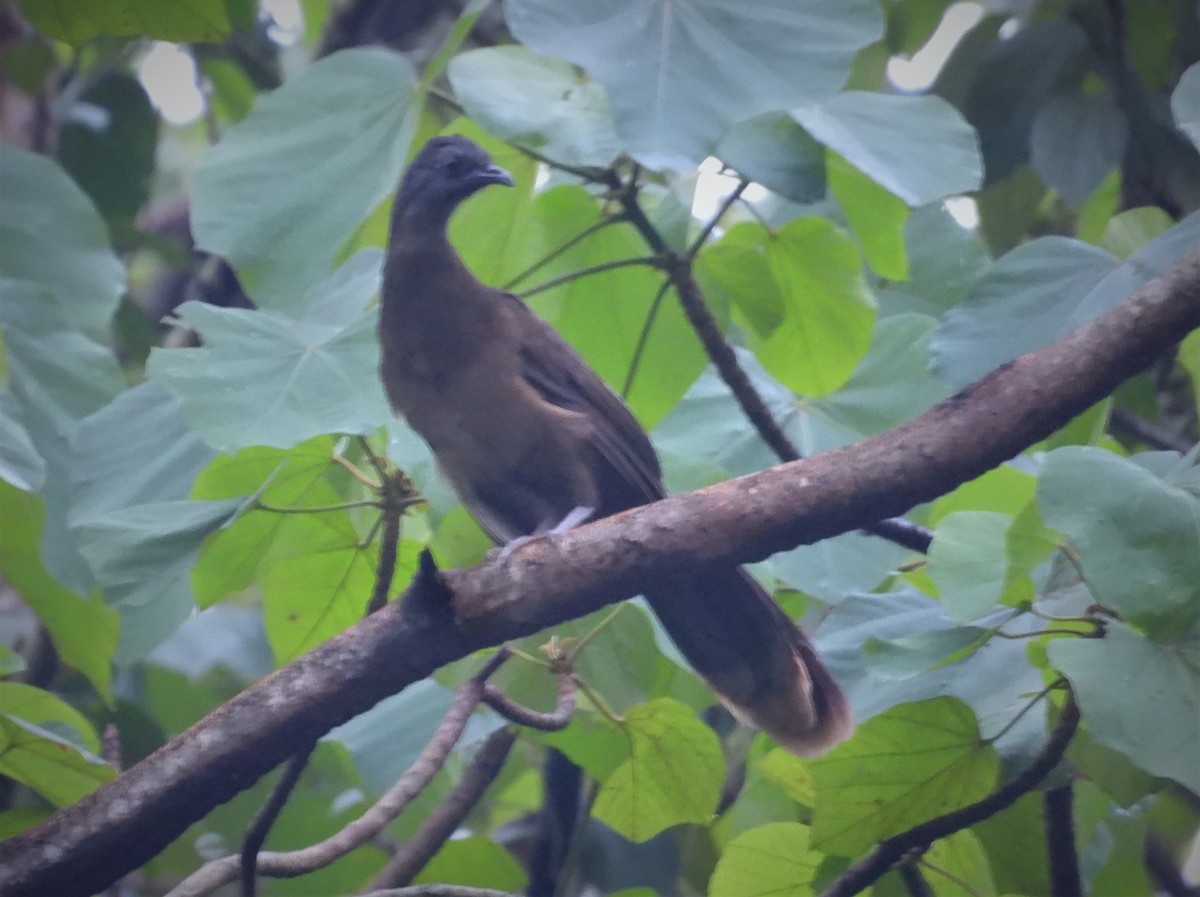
[394,135,514,227]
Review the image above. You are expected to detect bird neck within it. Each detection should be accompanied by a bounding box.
[380,212,499,377]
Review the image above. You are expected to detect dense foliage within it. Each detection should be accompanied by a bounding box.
[1,0,1199,894]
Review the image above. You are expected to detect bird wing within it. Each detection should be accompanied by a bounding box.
[499,291,666,511]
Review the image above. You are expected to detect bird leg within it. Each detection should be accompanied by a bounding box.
[494,505,595,562]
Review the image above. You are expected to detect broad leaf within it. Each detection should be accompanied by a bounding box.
[448,46,621,167]
[810,696,999,856]
[1037,447,1200,638]
[504,0,883,168]
[715,114,826,204]
[1030,91,1127,207]
[927,511,1013,621]
[0,145,125,336]
[0,390,44,493]
[793,92,982,206]
[0,683,114,806]
[148,252,391,451]
[591,698,723,842]
[0,484,118,699]
[932,212,1200,388]
[828,152,910,281]
[709,822,822,897]
[192,49,417,305]
[1049,623,1200,793]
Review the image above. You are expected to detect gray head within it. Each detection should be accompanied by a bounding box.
[394,135,514,227]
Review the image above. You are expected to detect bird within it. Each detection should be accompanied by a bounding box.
[378,134,853,756]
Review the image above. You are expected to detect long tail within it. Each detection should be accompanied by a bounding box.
[646,567,853,757]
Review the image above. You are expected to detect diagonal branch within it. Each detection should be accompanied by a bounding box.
[2,251,1197,897]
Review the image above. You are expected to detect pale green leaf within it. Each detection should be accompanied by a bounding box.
[505,0,883,168]
[793,92,982,206]
[709,822,822,897]
[1049,623,1200,793]
[192,49,417,304]
[810,696,999,856]
[17,0,229,44]
[592,698,724,842]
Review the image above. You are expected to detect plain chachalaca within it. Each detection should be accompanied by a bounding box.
[379,135,853,756]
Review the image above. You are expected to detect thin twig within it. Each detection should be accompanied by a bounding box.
[687,178,749,258]
[502,215,627,290]
[254,499,381,515]
[898,862,935,897]
[240,742,317,897]
[368,507,401,615]
[818,693,1081,897]
[1111,407,1194,453]
[621,278,674,397]
[482,672,575,731]
[166,652,512,897]
[516,257,663,300]
[366,728,518,889]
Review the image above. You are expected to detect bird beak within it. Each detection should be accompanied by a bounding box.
[477,164,514,188]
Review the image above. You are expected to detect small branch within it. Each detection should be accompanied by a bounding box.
[366,728,518,889]
[818,694,1081,897]
[167,652,510,897]
[516,257,663,300]
[481,672,575,731]
[1110,407,1194,453]
[687,178,749,258]
[502,215,627,290]
[1044,784,1083,897]
[240,742,317,897]
[621,278,674,397]
[898,862,935,897]
[1144,831,1200,897]
[254,499,381,515]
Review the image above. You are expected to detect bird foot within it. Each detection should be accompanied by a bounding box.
[492,505,595,563]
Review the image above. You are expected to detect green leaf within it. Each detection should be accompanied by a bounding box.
[810,696,999,856]
[0,483,118,699]
[448,46,621,167]
[793,92,982,206]
[1049,623,1200,793]
[505,0,883,168]
[0,281,125,594]
[1036,447,1200,637]
[260,512,380,662]
[757,748,816,807]
[709,822,822,897]
[1030,91,1127,207]
[0,146,125,336]
[192,48,417,305]
[147,252,392,452]
[922,829,997,897]
[828,151,910,280]
[0,683,115,806]
[861,626,992,680]
[0,389,44,492]
[927,511,1012,621]
[591,698,723,842]
[190,439,341,606]
[70,382,216,526]
[17,0,230,44]
[715,113,826,203]
[1171,61,1200,152]
[75,498,246,631]
[0,645,25,676]
[1098,206,1174,259]
[759,217,876,396]
[933,210,1200,388]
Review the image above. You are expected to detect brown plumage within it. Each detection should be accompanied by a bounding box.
[379,135,853,756]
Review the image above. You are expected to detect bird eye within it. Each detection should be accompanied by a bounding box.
[442,154,472,177]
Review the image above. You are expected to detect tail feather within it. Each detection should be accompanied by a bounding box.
[646,568,853,757]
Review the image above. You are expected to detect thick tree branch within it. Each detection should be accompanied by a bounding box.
[1,252,1197,897]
